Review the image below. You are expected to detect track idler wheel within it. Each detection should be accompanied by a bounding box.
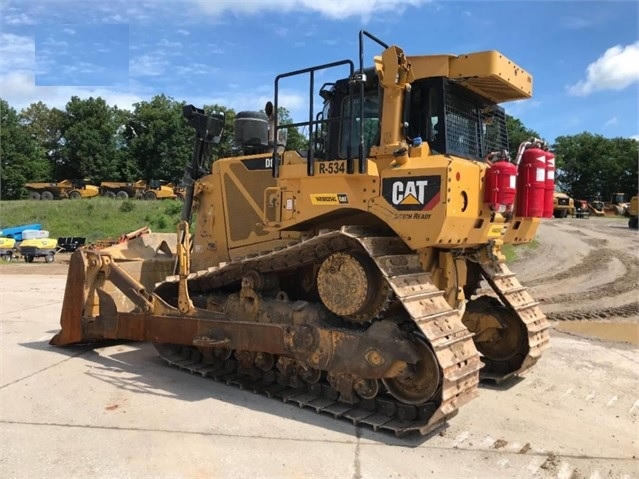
[354,378,380,400]
[316,252,390,323]
[382,339,441,405]
[462,296,529,375]
[254,352,275,371]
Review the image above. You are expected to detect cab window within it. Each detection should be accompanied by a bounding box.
[339,93,379,158]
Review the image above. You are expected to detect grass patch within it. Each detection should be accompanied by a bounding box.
[503,238,539,263]
[0,198,183,242]
[2,197,553,257]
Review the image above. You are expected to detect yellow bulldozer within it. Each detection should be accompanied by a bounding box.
[588,193,630,217]
[100,180,179,200]
[25,179,100,200]
[607,192,630,216]
[50,31,549,436]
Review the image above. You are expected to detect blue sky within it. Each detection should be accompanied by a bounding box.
[1,0,637,143]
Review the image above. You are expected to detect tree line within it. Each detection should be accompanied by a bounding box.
[1,96,637,201]
[0,95,307,200]
[497,117,636,202]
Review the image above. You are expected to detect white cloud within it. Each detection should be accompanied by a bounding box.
[205,43,225,54]
[63,28,76,35]
[2,12,36,25]
[190,0,429,21]
[192,88,306,119]
[177,29,190,36]
[129,54,168,77]
[0,70,142,111]
[175,63,219,76]
[568,41,639,96]
[42,37,69,48]
[268,90,306,111]
[631,134,639,142]
[158,39,182,48]
[62,61,106,75]
[562,16,592,29]
[3,0,429,27]
[505,99,541,118]
[0,34,34,72]
[603,116,618,128]
[105,13,126,22]
[1,71,43,106]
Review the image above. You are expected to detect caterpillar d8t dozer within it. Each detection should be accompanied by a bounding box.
[51,31,549,436]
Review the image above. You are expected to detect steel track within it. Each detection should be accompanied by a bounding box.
[155,226,544,434]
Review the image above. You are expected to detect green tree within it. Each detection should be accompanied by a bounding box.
[57,96,121,182]
[505,115,542,159]
[111,108,140,180]
[124,95,193,183]
[553,133,638,200]
[0,99,50,199]
[278,107,309,152]
[19,101,64,173]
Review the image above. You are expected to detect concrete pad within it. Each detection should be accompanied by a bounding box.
[1,274,637,479]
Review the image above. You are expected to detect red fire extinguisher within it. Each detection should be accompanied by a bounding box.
[515,147,546,217]
[543,150,556,218]
[485,156,517,213]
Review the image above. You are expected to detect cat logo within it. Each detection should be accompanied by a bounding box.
[382,175,441,211]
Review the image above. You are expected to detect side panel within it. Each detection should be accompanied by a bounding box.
[219,156,280,250]
[274,160,380,228]
[370,155,498,249]
[367,154,532,249]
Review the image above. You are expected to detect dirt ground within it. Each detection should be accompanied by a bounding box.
[1,216,637,479]
[511,216,638,344]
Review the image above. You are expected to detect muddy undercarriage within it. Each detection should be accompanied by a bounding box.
[51,226,549,436]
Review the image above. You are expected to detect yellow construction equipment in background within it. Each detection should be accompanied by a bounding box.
[25,179,100,200]
[99,180,180,200]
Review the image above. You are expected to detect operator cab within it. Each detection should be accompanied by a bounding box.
[317,74,509,162]
[270,31,527,177]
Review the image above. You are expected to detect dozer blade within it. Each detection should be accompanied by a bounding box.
[50,233,177,346]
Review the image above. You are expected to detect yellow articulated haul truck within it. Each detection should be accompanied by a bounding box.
[99,180,148,199]
[100,180,179,200]
[552,191,574,218]
[25,179,100,200]
[50,31,549,436]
